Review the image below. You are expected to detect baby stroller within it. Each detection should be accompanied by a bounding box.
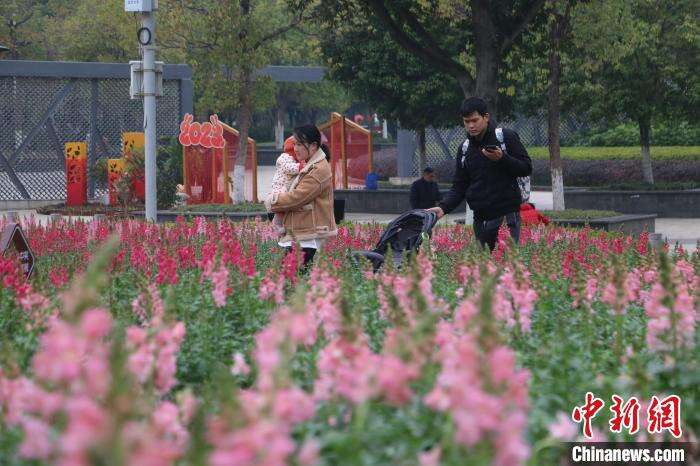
[351,209,439,273]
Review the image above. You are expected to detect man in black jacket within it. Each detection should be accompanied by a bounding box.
[427,97,532,251]
[410,166,442,209]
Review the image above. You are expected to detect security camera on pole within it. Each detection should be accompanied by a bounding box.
[126,0,162,222]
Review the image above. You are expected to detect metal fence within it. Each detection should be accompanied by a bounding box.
[405,112,589,177]
[0,60,193,200]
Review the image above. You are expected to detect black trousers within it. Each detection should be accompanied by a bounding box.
[473,211,521,251]
[284,247,316,272]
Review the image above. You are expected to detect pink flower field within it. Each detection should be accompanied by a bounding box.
[0,216,697,465]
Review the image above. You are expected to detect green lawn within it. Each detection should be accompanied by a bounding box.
[420,142,700,161]
[528,146,700,160]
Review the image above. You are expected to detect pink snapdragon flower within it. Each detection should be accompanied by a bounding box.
[211,265,230,307]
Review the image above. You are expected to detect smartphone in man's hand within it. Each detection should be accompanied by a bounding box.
[481,144,503,161]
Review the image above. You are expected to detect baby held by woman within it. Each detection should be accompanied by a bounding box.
[270,136,305,235]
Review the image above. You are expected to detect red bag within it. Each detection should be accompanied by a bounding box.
[520,202,549,225]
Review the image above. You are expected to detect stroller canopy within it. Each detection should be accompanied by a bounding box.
[352,209,438,272]
[374,209,438,258]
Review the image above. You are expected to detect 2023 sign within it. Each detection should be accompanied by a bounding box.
[179,114,225,149]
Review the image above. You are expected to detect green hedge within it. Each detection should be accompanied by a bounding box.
[593,181,700,191]
[528,146,700,161]
[567,121,700,146]
[542,209,620,220]
[175,203,266,213]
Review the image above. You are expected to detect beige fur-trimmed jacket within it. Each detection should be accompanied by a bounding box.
[264,148,337,242]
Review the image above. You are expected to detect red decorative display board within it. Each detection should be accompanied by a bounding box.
[122,132,145,202]
[65,142,87,206]
[180,115,258,205]
[107,159,125,206]
[179,114,225,149]
[319,113,373,190]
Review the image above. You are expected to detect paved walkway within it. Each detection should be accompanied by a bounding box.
[257,165,276,200]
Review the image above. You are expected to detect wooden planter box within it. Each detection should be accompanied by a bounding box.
[457,214,656,235]
[549,214,657,235]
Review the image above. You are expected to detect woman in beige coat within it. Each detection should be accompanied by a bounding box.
[264,124,337,270]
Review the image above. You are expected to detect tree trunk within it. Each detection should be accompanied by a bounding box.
[230,0,252,204]
[639,118,653,184]
[472,0,500,119]
[275,107,285,149]
[456,75,473,98]
[231,68,252,203]
[548,8,565,211]
[418,127,427,173]
[8,27,20,60]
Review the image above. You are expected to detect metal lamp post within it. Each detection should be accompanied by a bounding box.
[141,11,157,222]
[126,0,159,222]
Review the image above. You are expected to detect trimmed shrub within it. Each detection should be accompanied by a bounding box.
[528,146,700,160]
[531,158,700,186]
[156,137,183,209]
[568,121,700,146]
[432,149,699,187]
[372,146,398,179]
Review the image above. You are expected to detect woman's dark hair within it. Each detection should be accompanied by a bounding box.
[459,97,489,118]
[294,124,331,161]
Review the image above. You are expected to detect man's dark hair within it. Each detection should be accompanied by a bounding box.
[423,166,434,173]
[459,97,488,118]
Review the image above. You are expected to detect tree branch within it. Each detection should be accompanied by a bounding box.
[15,11,35,28]
[173,28,218,51]
[6,10,34,29]
[500,0,547,54]
[360,0,473,88]
[392,5,456,61]
[184,4,210,15]
[251,10,306,50]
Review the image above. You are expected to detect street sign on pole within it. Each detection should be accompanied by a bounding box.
[125,0,153,12]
